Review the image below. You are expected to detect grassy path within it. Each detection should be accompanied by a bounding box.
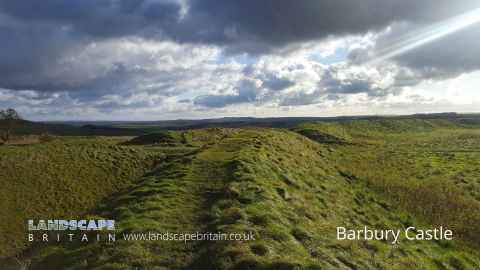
[23,129,480,270]
[28,135,240,270]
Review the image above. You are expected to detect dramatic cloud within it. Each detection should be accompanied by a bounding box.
[387,24,480,77]
[0,0,479,119]
[184,0,479,53]
[0,0,182,38]
[349,21,480,79]
[194,79,261,108]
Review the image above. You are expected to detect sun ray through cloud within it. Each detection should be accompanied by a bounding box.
[366,8,480,65]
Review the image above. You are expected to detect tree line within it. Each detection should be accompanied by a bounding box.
[0,108,22,143]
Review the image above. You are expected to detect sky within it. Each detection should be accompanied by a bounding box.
[0,0,480,121]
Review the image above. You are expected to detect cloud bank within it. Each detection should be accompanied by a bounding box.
[0,0,479,119]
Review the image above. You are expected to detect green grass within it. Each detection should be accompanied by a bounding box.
[123,131,185,146]
[0,137,154,258]
[294,120,480,248]
[19,127,480,270]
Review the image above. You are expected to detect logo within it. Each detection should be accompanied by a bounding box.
[28,219,115,231]
[27,219,116,243]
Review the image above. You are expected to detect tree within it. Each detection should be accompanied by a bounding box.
[0,108,22,143]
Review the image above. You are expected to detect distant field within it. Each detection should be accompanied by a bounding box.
[2,116,480,269]
[102,113,480,131]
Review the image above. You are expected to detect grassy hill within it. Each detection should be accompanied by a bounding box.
[13,126,480,270]
[2,117,480,269]
[0,137,155,259]
[293,119,480,245]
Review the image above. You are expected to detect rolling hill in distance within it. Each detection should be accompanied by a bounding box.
[42,113,480,131]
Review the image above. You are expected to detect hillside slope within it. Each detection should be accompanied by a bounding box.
[0,137,154,259]
[24,128,480,270]
[294,120,480,246]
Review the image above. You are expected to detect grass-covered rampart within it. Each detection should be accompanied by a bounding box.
[0,137,154,259]
[294,119,480,248]
[21,128,480,270]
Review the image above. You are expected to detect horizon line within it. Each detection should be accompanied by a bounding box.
[36,112,480,123]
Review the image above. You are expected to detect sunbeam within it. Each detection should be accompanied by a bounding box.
[367,8,480,65]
